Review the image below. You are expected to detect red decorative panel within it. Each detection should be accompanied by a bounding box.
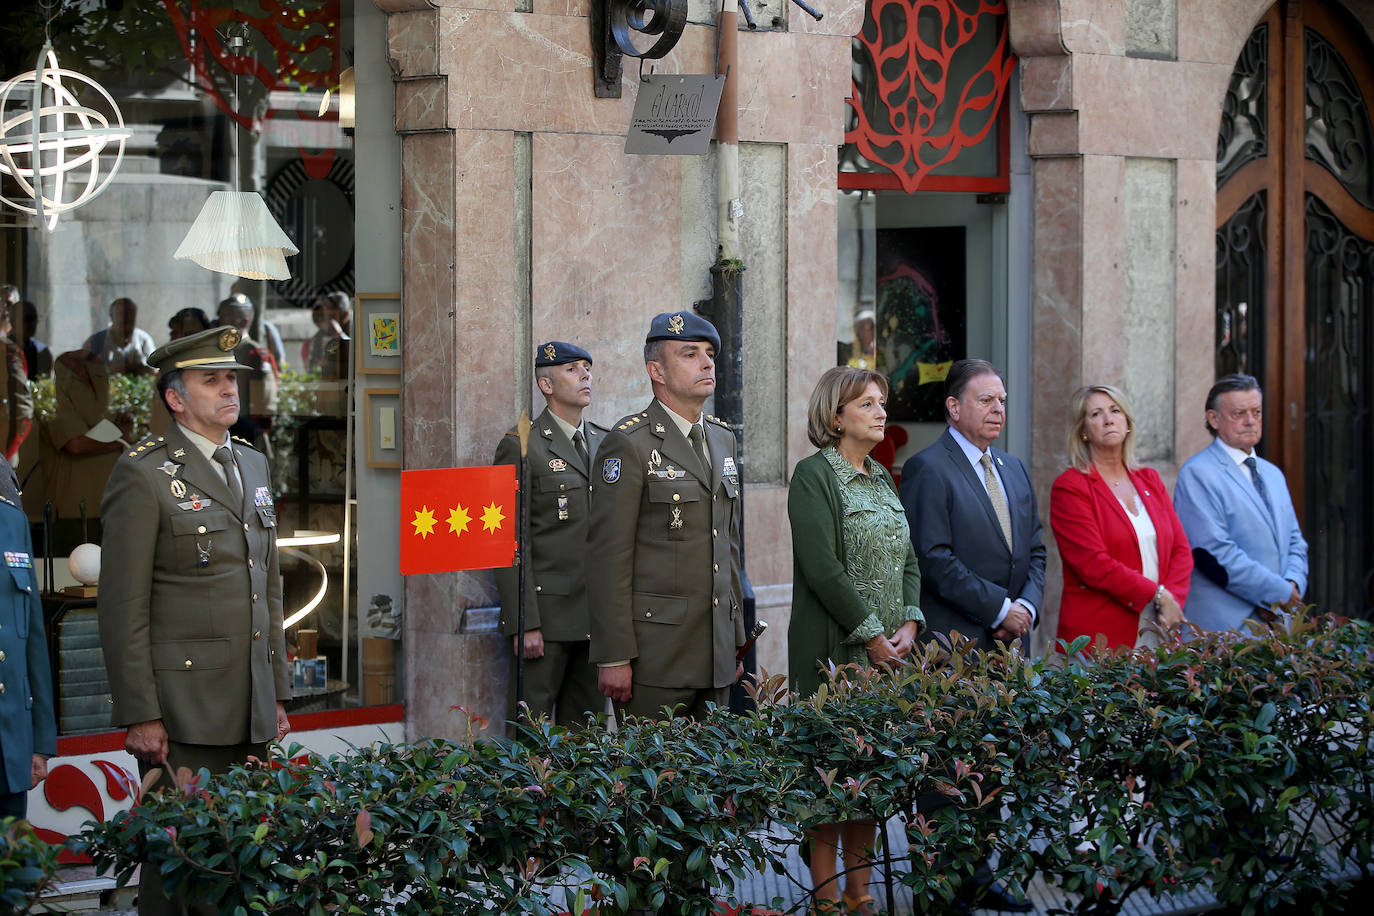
[160,0,342,173]
[844,0,1016,193]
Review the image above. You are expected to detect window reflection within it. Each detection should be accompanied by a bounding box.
[0,0,374,732]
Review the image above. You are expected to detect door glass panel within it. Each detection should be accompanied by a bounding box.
[1304,29,1374,208]
[1218,23,1268,186]
[1304,194,1374,619]
[1215,191,1267,383]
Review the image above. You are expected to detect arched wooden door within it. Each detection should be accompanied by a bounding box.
[1216,0,1374,619]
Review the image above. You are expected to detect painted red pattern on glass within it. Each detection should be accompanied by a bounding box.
[160,0,341,174]
[846,0,1016,193]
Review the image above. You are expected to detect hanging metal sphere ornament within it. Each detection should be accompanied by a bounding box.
[0,43,131,230]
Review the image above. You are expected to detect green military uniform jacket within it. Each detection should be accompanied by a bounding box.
[588,400,744,689]
[493,407,607,641]
[97,423,292,746]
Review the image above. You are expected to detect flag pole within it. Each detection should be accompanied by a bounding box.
[515,409,532,715]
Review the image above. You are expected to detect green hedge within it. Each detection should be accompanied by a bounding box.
[51,614,1374,915]
[1,818,61,913]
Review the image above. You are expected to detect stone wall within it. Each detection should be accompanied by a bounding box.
[378,1,861,739]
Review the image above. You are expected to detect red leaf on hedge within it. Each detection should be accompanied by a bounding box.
[355,808,374,847]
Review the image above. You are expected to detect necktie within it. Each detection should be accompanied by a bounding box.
[572,429,589,467]
[1244,456,1273,516]
[688,424,711,479]
[214,445,244,509]
[980,452,1013,550]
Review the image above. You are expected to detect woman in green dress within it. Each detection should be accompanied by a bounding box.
[788,366,924,914]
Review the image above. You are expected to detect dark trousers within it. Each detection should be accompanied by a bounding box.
[507,639,604,727]
[615,684,730,722]
[136,740,265,916]
[0,790,26,820]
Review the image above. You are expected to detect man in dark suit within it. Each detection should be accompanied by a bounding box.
[588,313,744,720]
[494,341,607,726]
[899,358,1042,912]
[900,359,1045,649]
[98,327,292,915]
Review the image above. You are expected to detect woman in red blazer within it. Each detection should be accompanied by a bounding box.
[1052,385,1192,650]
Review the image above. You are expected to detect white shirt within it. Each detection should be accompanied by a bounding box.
[1216,439,1258,467]
[1117,494,1159,584]
[945,425,1037,628]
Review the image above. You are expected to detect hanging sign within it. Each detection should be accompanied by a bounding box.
[625,74,726,156]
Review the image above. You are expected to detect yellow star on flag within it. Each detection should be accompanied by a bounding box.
[481,501,506,533]
[411,505,437,539]
[448,504,471,537]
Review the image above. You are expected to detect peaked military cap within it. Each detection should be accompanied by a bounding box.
[646,311,720,352]
[535,341,593,367]
[147,325,253,372]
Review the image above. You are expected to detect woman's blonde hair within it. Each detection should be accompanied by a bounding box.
[806,367,890,449]
[1066,384,1139,473]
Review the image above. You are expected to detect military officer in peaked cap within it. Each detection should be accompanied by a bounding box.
[588,312,745,720]
[98,327,291,913]
[494,341,607,726]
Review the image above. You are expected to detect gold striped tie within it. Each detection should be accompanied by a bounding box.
[980,452,1013,550]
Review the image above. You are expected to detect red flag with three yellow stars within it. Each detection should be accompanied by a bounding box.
[399,465,517,574]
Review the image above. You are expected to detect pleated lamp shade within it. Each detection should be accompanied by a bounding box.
[173,190,299,280]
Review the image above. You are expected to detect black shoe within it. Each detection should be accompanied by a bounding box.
[968,881,1034,912]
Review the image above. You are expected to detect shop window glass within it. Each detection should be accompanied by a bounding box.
[0,0,381,734]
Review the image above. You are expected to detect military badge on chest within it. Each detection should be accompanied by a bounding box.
[255,486,277,527]
[646,448,685,480]
[177,495,212,511]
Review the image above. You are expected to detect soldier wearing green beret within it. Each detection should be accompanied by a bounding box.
[97,326,291,916]
[494,341,607,726]
[588,313,745,720]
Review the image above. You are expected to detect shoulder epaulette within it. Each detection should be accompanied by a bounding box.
[231,434,258,450]
[705,414,731,429]
[130,436,168,460]
[615,414,655,433]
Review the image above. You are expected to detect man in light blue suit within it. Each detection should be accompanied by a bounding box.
[1174,374,1308,632]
